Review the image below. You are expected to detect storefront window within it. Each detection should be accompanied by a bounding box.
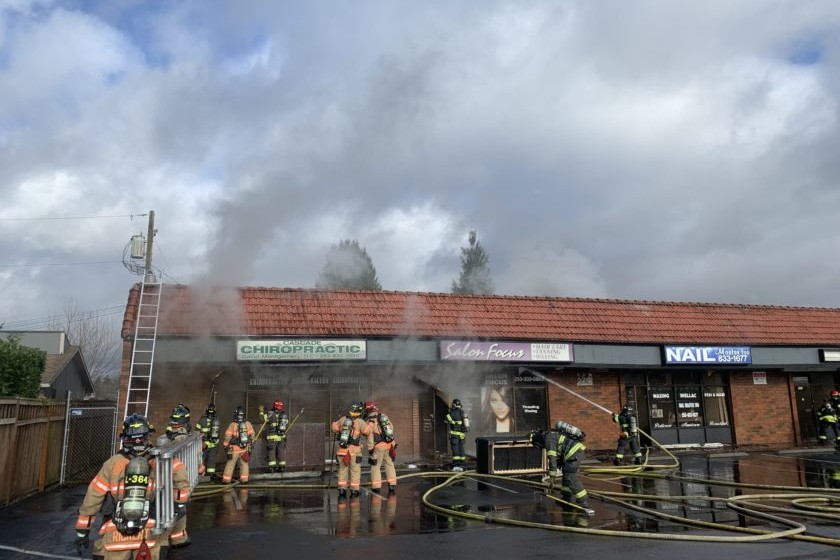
[676,386,703,427]
[703,386,730,426]
[513,386,547,434]
[626,372,731,433]
[481,371,513,434]
[480,370,546,436]
[649,387,676,428]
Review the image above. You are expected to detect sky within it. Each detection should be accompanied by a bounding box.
[2,0,840,345]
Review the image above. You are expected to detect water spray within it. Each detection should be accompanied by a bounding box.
[519,368,613,415]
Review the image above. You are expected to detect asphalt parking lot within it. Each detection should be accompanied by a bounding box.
[1,449,840,560]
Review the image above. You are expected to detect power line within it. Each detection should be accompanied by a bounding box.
[0,261,122,268]
[0,213,147,221]
[2,305,126,330]
[153,239,181,284]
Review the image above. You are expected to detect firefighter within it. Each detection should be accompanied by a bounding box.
[445,398,469,471]
[612,404,643,465]
[259,399,289,473]
[817,400,840,447]
[165,403,191,441]
[331,401,372,498]
[222,406,256,484]
[163,404,193,548]
[830,389,840,411]
[364,401,397,494]
[529,420,593,515]
[73,413,190,560]
[196,404,221,478]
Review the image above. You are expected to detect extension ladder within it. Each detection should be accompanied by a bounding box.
[123,277,162,419]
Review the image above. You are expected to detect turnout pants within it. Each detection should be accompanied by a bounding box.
[337,446,363,491]
[561,457,588,505]
[615,434,642,463]
[449,435,465,464]
[223,445,250,483]
[202,444,218,475]
[370,444,396,490]
[266,436,287,470]
[818,421,840,445]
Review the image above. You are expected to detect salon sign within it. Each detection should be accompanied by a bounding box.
[237,340,366,361]
[440,340,573,362]
[663,346,752,365]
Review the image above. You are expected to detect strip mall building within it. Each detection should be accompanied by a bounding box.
[118,285,840,469]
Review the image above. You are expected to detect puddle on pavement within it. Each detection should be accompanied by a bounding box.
[184,451,840,539]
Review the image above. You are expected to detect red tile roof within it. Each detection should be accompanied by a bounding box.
[120,284,840,346]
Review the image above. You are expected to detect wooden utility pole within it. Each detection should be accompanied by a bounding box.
[144,210,155,281]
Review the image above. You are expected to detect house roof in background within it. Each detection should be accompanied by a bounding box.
[42,344,78,384]
[121,284,840,346]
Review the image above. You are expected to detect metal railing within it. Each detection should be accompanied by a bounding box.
[149,432,202,534]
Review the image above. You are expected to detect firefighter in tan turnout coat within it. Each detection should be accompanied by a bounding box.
[222,405,256,484]
[74,413,190,560]
[331,401,372,498]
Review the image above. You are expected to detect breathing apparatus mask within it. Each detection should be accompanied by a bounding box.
[120,414,152,456]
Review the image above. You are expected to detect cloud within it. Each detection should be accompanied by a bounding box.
[4,0,840,354]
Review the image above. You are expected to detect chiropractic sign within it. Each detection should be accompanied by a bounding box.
[237,340,366,361]
[440,340,573,362]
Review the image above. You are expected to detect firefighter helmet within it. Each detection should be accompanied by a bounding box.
[234,405,246,422]
[169,403,190,426]
[273,399,285,411]
[349,401,364,418]
[205,403,216,416]
[364,401,378,415]
[832,390,840,398]
[120,414,152,455]
[451,399,462,410]
[622,404,633,414]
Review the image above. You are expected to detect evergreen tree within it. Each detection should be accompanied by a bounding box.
[452,230,494,295]
[0,334,46,398]
[316,239,383,290]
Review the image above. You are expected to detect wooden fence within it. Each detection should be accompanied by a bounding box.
[0,397,66,506]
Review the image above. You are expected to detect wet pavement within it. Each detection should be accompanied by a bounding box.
[2,449,840,560]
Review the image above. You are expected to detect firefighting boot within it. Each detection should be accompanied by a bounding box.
[613,458,621,466]
[350,490,360,498]
[634,457,643,465]
[578,500,595,516]
[388,485,396,494]
[338,489,347,499]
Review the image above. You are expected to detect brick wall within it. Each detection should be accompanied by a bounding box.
[546,370,622,451]
[730,370,795,446]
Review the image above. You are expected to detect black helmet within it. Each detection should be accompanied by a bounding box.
[206,403,216,416]
[622,404,633,413]
[169,404,191,426]
[451,399,462,409]
[234,405,246,422]
[122,413,151,438]
[120,413,152,455]
[349,401,364,418]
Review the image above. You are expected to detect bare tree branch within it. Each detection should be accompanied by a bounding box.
[48,299,121,380]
